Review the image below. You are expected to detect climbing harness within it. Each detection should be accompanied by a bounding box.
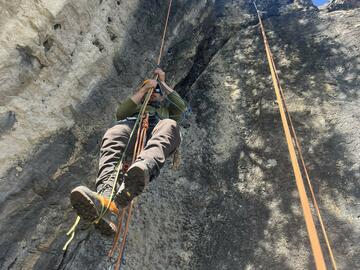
[63,1,174,269]
[254,2,337,270]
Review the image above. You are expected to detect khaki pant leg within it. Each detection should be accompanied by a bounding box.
[137,119,181,178]
[96,121,135,189]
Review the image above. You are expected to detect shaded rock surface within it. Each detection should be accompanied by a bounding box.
[0,0,359,269]
[328,0,360,11]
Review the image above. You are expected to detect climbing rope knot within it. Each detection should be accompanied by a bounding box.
[141,114,149,129]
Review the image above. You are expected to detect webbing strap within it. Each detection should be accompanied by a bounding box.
[268,47,337,270]
[254,3,329,270]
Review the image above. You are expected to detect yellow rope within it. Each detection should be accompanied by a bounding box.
[63,216,81,251]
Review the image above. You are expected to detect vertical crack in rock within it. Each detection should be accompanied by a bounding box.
[0,0,359,269]
[0,111,17,136]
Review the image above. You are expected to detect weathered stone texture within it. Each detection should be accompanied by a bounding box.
[0,0,359,269]
[328,0,360,11]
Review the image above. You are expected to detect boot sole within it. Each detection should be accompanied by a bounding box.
[117,166,146,207]
[95,219,116,236]
[70,189,116,236]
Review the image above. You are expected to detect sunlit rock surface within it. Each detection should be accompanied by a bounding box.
[0,0,359,269]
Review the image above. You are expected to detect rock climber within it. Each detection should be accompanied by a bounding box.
[70,68,187,235]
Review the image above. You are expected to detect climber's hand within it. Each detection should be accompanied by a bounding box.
[154,68,165,82]
[141,79,157,92]
[131,79,157,104]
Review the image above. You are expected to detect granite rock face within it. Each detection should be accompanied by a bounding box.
[328,0,360,11]
[0,0,359,269]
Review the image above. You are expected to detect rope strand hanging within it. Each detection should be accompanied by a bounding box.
[269,43,338,270]
[63,2,174,269]
[253,2,337,269]
[108,1,173,269]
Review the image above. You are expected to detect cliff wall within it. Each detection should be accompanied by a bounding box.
[0,0,359,269]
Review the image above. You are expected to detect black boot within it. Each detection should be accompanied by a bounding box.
[115,159,156,207]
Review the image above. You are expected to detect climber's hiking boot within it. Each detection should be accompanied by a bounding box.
[70,186,119,236]
[116,160,150,207]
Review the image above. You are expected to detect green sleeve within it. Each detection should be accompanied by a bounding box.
[167,91,187,121]
[116,97,139,121]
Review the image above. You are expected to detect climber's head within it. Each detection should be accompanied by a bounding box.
[149,83,164,103]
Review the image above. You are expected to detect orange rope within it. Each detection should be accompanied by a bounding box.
[254,3,328,269]
[139,115,149,154]
[269,48,337,270]
[115,203,133,270]
[114,114,149,265]
[132,118,143,161]
[157,0,173,66]
[109,1,173,268]
[108,208,126,258]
